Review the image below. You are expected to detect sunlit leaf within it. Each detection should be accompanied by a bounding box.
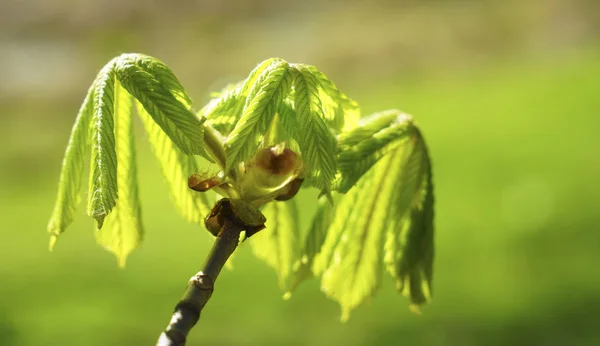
[288,197,334,291]
[250,199,300,294]
[87,64,118,229]
[225,59,292,172]
[97,81,143,267]
[311,120,434,320]
[384,138,434,310]
[288,65,337,193]
[47,83,95,248]
[336,110,416,192]
[303,65,360,132]
[205,58,285,135]
[114,56,207,158]
[137,102,212,223]
[122,53,194,108]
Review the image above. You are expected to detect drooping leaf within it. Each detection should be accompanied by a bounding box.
[87,64,118,229]
[288,65,338,193]
[96,81,143,267]
[312,158,390,321]
[303,65,360,132]
[250,199,300,295]
[225,59,292,172]
[121,53,194,108]
[114,56,207,158]
[336,110,416,192]
[48,83,95,248]
[311,122,434,320]
[137,102,212,223]
[384,138,434,311]
[202,82,245,134]
[288,197,335,291]
[205,58,286,135]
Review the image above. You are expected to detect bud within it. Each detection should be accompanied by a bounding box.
[238,145,304,203]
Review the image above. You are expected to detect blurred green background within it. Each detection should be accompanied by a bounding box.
[2,0,600,345]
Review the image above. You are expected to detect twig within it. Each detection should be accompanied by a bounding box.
[156,207,244,346]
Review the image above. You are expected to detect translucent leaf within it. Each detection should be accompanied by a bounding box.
[87,65,118,229]
[303,65,360,132]
[96,81,143,267]
[250,199,300,294]
[47,83,95,248]
[336,110,416,193]
[384,139,434,310]
[225,59,292,172]
[288,65,338,193]
[312,119,434,320]
[120,53,194,108]
[205,58,284,135]
[202,82,244,134]
[114,56,207,158]
[288,197,334,291]
[137,102,212,223]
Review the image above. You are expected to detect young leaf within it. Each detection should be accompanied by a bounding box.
[288,197,335,291]
[384,140,434,310]
[48,83,95,248]
[250,200,300,295]
[96,81,143,267]
[303,65,360,132]
[87,64,118,229]
[202,82,245,134]
[137,103,212,222]
[288,65,337,193]
[120,53,194,108]
[336,110,416,193]
[312,122,434,320]
[225,59,292,172]
[205,58,286,135]
[114,56,207,158]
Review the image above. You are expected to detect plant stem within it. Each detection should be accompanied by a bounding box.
[156,218,242,346]
[203,124,227,170]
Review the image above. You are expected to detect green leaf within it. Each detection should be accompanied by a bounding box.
[203,82,245,134]
[205,58,286,135]
[288,65,338,193]
[288,197,335,291]
[87,64,118,229]
[303,65,360,132]
[384,137,434,310]
[225,59,292,172]
[336,110,416,192]
[137,102,212,223]
[114,56,207,157]
[120,53,194,108]
[312,124,434,320]
[48,83,95,248]
[251,200,300,295]
[96,81,143,267]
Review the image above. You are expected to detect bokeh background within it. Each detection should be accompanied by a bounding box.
[2,0,600,345]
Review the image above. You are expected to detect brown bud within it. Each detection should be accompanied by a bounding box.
[188,174,222,192]
[253,147,301,175]
[275,178,304,201]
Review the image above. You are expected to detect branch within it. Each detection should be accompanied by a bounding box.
[156,204,246,346]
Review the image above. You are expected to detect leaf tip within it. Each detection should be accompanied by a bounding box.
[117,255,128,269]
[317,190,334,206]
[282,292,292,300]
[340,310,351,323]
[409,304,422,315]
[94,215,106,231]
[48,234,58,252]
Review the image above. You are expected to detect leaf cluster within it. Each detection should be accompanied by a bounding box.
[48,54,435,318]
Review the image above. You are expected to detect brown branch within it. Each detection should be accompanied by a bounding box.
[156,204,246,346]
